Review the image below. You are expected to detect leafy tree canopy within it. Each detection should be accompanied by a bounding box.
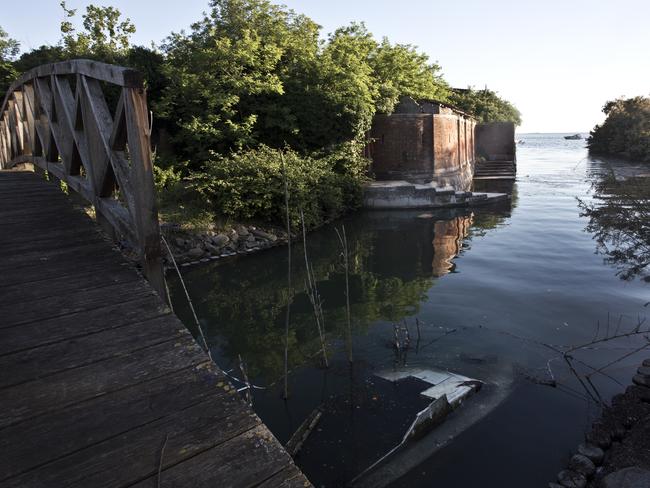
[0,26,19,95]
[449,87,521,125]
[158,2,453,165]
[60,1,135,60]
[588,96,650,163]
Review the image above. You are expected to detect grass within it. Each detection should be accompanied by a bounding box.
[158,200,219,233]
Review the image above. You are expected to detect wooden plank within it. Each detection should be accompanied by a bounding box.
[131,424,295,488]
[2,60,143,103]
[0,252,133,287]
[0,265,142,305]
[256,465,311,488]
[0,294,169,355]
[123,87,166,301]
[0,209,95,228]
[2,393,258,487]
[0,178,59,187]
[0,278,158,328]
[0,240,124,271]
[78,76,115,200]
[0,86,312,487]
[0,314,185,388]
[0,214,94,232]
[0,226,107,252]
[0,203,82,219]
[0,362,228,480]
[0,333,207,428]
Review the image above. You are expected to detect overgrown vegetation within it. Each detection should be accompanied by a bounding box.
[449,87,522,125]
[1,0,521,229]
[0,27,19,95]
[588,96,650,163]
[192,143,366,228]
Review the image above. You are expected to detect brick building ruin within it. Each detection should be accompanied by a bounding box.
[367,97,477,190]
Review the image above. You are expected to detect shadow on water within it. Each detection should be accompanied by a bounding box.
[169,134,650,487]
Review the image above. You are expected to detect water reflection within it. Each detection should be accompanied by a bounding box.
[171,202,514,386]
[431,215,472,277]
[582,158,650,281]
[169,199,514,486]
[167,136,650,487]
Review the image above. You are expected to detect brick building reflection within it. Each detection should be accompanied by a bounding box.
[430,215,473,277]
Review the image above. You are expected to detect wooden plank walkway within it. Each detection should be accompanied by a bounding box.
[0,169,310,488]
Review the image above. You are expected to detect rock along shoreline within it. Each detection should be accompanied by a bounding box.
[160,222,288,270]
[549,359,650,488]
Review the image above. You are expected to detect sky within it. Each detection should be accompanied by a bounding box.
[4,0,650,132]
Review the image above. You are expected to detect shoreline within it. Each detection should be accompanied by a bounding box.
[549,360,650,488]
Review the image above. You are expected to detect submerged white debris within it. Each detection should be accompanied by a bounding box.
[350,367,484,485]
[376,367,482,406]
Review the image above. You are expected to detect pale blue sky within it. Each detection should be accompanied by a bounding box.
[5,0,649,132]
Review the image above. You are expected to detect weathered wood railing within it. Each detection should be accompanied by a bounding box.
[0,59,166,300]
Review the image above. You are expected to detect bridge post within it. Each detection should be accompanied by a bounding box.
[123,86,167,303]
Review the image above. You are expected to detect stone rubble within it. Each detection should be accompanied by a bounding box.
[549,357,650,488]
[159,222,288,269]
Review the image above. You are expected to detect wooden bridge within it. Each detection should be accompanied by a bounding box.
[0,60,309,488]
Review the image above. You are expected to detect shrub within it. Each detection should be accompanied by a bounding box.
[192,144,367,229]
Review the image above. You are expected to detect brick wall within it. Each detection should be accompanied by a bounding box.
[368,104,477,189]
[432,114,459,172]
[368,114,434,182]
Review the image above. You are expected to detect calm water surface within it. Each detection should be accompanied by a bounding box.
[170,133,649,487]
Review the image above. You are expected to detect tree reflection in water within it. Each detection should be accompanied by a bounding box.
[580,171,650,281]
[171,204,513,385]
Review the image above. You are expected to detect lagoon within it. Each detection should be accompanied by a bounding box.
[169,133,649,487]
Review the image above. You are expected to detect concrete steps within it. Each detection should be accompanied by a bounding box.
[363,180,509,209]
[474,160,516,180]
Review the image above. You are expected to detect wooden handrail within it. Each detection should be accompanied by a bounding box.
[0,59,166,302]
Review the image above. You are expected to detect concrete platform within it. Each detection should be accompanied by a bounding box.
[363,180,509,209]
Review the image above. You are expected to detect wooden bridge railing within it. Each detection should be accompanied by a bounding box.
[0,59,166,301]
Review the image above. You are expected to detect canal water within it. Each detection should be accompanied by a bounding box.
[169,133,649,487]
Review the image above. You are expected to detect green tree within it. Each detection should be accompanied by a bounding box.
[449,87,521,125]
[14,45,65,74]
[158,0,318,162]
[159,4,458,165]
[588,96,650,162]
[313,23,379,146]
[370,37,450,113]
[59,1,135,61]
[284,23,451,150]
[0,26,19,95]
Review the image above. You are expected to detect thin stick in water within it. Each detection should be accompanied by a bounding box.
[282,152,292,399]
[160,235,212,362]
[336,225,353,363]
[301,208,328,368]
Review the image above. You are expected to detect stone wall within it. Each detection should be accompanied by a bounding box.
[475,121,516,161]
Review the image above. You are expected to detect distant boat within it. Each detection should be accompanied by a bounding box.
[564,134,582,140]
